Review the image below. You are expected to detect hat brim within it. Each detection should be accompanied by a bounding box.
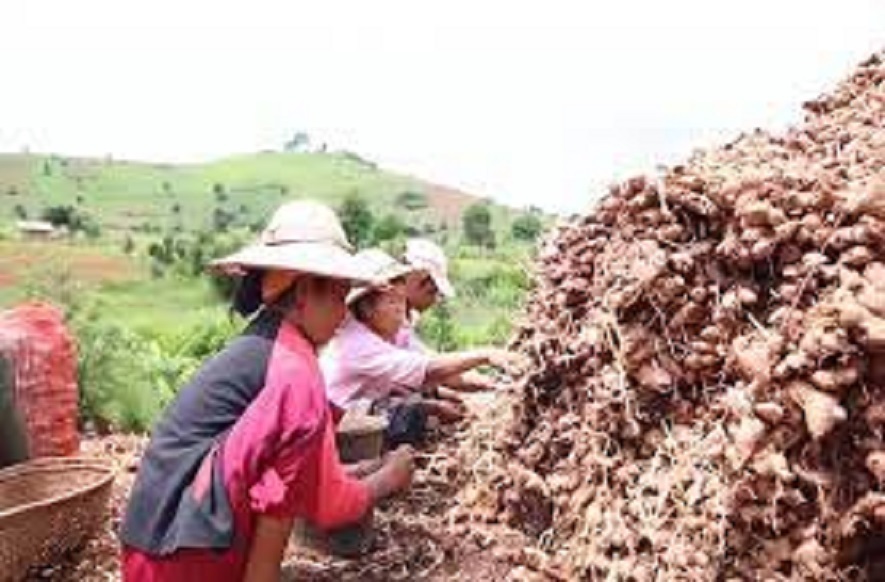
[404,256,456,300]
[209,241,376,285]
[345,263,417,306]
[429,270,456,299]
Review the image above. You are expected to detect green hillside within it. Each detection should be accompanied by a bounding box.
[0,151,518,236]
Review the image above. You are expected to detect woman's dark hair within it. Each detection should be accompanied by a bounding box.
[231,270,265,317]
[232,269,303,318]
[350,275,406,323]
[350,291,378,323]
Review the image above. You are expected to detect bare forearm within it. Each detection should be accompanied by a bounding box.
[444,371,495,392]
[244,515,294,582]
[363,470,401,501]
[425,350,490,385]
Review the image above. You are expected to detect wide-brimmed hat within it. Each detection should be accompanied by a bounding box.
[403,238,455,299]
[346,249,418,306]
[209,200,375,285]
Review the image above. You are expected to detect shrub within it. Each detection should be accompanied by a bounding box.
[213,183,227,202]
[417,302,458,352]
[75,317,167,432]
[213,207,235,231]
[373,213,405,242]
[339,193,375,247]
[396,190,428,211]
[511,213,544,241]
[462,203,496,248]
[41,204,99,236]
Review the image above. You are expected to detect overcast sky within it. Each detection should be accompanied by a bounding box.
[0,1,882,212]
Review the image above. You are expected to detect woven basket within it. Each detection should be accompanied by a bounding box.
[0,457,115,582]
[336,413,387,463]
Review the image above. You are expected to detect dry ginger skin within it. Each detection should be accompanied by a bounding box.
[454,51,885,580]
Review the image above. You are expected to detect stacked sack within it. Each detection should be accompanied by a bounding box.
[0,302,79,460]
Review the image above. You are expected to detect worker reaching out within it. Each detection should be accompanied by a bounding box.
[400,238,511,394]
[322,249,523,446]
[119,201,414,582]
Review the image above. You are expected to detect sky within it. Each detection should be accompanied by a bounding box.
[0,1,882,213]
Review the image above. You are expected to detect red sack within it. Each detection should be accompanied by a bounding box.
[0,302,79,457]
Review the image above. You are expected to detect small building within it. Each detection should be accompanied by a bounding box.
[16,220,57,241]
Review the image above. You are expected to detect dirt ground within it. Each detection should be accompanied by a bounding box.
[24,395,535,582]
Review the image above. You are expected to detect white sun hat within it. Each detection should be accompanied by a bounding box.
[346,249,419,306]
[403,238,455,299]
[209,200,376,285]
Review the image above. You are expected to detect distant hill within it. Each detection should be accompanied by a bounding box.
[0,151,520,237]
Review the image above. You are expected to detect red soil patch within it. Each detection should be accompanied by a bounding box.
[419,181,485,227]
[0,242,138,288]
[0,270,16,288]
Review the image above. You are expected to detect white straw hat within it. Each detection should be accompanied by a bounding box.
[209,200,375,284]
[346,249,418,306]
[403,238,455,299]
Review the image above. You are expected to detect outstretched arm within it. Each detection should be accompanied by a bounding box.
[424,348,524,387]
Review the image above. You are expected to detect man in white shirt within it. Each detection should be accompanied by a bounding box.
[400,239,498,393]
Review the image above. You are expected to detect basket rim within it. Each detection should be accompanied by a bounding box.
[0,456,117,521]
[337,414,388,437]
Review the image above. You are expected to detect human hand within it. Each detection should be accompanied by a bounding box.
[380,445,415,492]
[423,399,466,423]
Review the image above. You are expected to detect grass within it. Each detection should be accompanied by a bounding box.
[91,278,229,337]
[0,239,225,336]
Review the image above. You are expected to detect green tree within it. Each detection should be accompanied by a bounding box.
[462,203,496,248]
[212,207,234,232]
[42,205,93,233]
[511,213,543,241]
[12,204,27,220]
[395,190,427,211]
[338,194,375,247]
[373,213,405,242]
[81,217,101,239]
[213,183,227,203]
[284,131,311,152]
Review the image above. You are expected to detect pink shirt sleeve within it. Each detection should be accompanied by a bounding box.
[238,376,371,526]
[284,414,371,528]
[348,340,429,393]
[223,322,370,528]
[324,318,430,406]
[252,408,370,529]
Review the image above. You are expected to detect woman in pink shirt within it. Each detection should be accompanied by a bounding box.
[322,249,520,446]
[121,203,414,582]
